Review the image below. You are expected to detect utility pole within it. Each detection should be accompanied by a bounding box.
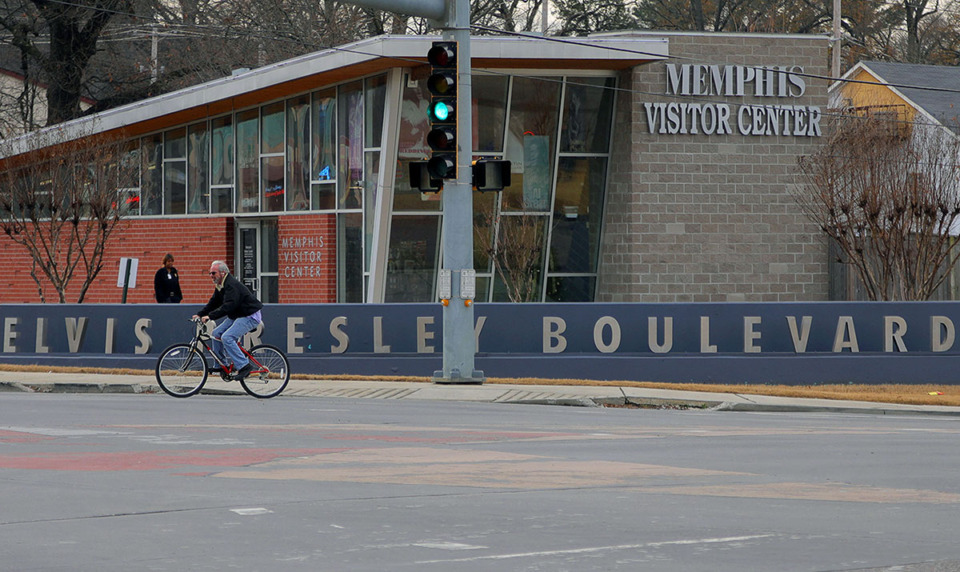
[832,0,841,78]
[337,0,484,384]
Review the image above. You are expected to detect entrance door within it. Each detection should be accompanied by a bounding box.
[236,219,279,303]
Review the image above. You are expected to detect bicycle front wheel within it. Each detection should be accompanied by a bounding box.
[239,344,290,398]
[156,343,209,398]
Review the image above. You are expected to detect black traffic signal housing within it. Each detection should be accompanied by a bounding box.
[426,41,457,180]
[409,161,442,193]
[472,160,512,192]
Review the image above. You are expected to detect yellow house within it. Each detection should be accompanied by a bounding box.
[832,61,960,136]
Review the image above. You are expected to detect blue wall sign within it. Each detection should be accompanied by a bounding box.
[0,303,958,384]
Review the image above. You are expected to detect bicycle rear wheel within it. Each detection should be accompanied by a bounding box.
[239,344,290,398]
[156,343,209,398]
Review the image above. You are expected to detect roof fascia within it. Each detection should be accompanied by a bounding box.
[1,34,666,160]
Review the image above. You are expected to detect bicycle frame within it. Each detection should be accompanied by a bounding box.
[189,320,266,377]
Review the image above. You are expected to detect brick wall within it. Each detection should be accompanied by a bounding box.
[598,32,831,302]
[277,214,337,303]
[0,217,233,304]
[0,213,338,304]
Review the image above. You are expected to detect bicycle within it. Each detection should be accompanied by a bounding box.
[155,318,290,399]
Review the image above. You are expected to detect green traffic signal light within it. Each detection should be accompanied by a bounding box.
[428,99,454,122]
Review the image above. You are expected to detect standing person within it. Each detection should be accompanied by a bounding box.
[192,260,263,380]
[154,253,183,303]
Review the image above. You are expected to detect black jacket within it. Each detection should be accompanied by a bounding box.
[198,273,263,321]
[154,267,183,303]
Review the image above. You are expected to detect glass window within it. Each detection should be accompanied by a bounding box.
[261,102,284,155]
[398,73,430,160]
[187,122,209,214]
[211,116,234,213]
[491,214,547,302]
[163,128,186,215]
[211,186,233,213]
[474,74,508,153]
[393,159,442,212]
[395,74,440,212]
[118,142,140,216]
[550,157,606,273]
[561,77,616,154]
[163,161,186,215]
[474,275,491,303]
[365,74,386,148]
[503,77,560,212]
[211,115,234,186]
[261,219,279,303]
[262,155,284,212]
[311,89,337,210]
[545,276,595,302]
[312,182,335,211]
[385,215,440,302]
[164,128,186,159]
[287,95,310,211]
[472,190,498,272]
[338,81,363,210]
[312,88,336,187]
[338,212,363,302]
[140,134,162,215]
[236,109,259,213]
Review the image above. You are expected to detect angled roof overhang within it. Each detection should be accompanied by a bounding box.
[0,34,667,164]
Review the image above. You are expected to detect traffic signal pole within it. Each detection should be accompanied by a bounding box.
[343,0,483,383]
[434,0,483,383]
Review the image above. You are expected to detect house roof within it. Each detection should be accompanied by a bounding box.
[0,34,668,162]
[842,61,960,134]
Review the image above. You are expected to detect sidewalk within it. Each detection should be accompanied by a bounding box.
[1,369,959,416]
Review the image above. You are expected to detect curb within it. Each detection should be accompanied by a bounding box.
[712,401,960,416]
[0,382,154,394]
[3,380,960,416]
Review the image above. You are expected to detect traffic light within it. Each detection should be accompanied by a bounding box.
[426,41,457,180]
[472,160,512,192]
[409,161,441,193]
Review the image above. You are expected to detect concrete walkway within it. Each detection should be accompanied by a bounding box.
[1,369,958,416]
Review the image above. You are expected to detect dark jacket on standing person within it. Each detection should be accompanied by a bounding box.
[154,267,183,303]
[198,273,263,321]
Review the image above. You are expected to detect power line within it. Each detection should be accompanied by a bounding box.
[470,24,960,96]
[4,0,959,133]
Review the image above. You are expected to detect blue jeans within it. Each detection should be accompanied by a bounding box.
[211,315,260,370]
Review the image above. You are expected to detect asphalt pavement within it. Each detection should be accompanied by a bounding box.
[0,369,959,416]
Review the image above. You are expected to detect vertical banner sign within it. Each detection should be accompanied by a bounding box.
[523,135,550,210]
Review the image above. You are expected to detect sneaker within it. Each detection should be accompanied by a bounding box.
[234,362,254,381]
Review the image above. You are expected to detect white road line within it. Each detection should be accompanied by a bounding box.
[230,508,272,516]
[415,534,777,564]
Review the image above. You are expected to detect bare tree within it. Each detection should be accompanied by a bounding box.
[0,131,136,302]
[553,0,638,36]
[0,0,133,125]
[795,113,960,301]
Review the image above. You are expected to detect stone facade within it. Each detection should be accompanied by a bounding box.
[598,32,831,302]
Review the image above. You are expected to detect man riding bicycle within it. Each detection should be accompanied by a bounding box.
[191,260,263,381]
